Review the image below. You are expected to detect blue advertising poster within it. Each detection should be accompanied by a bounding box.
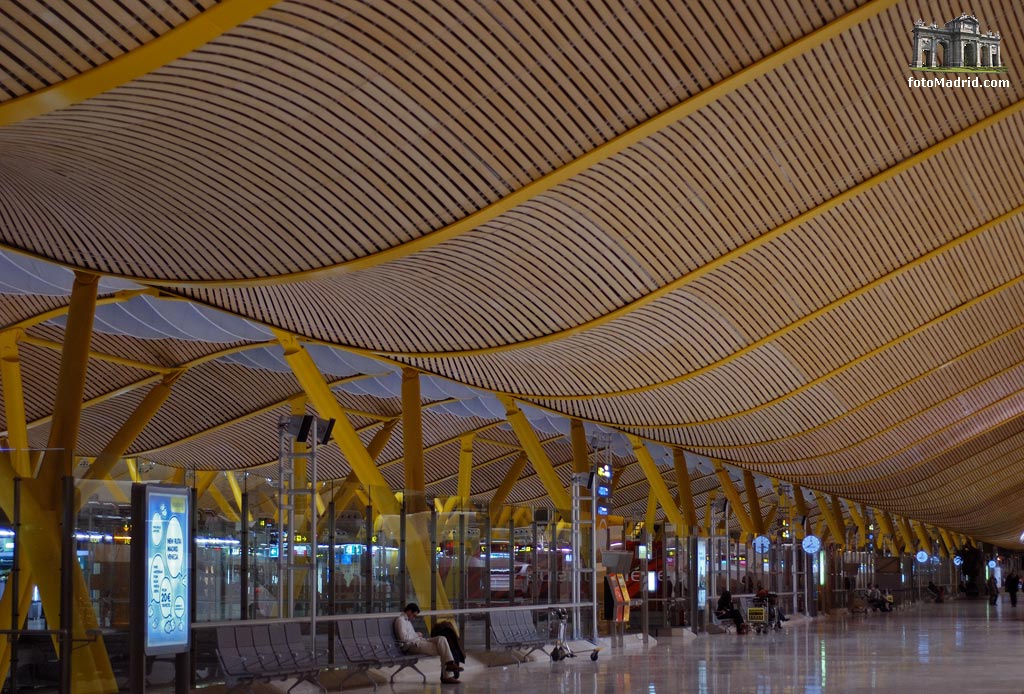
[146,486,190,655]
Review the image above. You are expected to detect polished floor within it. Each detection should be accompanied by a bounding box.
[411,600,1024,694]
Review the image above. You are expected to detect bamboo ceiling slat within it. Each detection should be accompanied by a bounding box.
[7,1,1024,544]
[0,1,218,103]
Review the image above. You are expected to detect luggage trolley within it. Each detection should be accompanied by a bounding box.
[550,608,600,662]
[749,593,783,633]
[746,601,770,634]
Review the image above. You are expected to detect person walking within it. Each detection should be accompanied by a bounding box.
[987,575,999,606]
[1005,571,1020,607]
[394,603,463,684]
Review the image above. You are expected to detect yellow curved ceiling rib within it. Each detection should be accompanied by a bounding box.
[2,288,158,332]
[713,369,1024,478]
[0,0,280,127]
[731,386,1024,476]
[696,321,1024,449]
[104,0,900,290]
[598,269,1024,429]
[377,95,1024,362]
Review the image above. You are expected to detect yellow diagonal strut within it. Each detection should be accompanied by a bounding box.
[20,273,115,692]
[274,331,449,609]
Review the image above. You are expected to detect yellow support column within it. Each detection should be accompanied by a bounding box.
[875,510,899,553]
[83,371,184,485]
[443,434,475,513]
[570,418,591,474]
[913,521,933,555]
[846,502,867,549]
[629,436,687,531]
[489,453,528,521]
[645,493,658,531]
[498,396,571,512]
[743,471,764,535]
[812,491,845,549]
[195,471,219,500]
[274,331,399,515]
[711,461,754,536]
[673,449,698,535]
[0,330,32,477]
[892,515,914,553]
[939,528,958,555]
[401,368,427,513]
[272,337,448,610]
[831,496,849,546]
[25,272,115,691]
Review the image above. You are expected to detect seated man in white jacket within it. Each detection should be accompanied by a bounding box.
[394,603,463,684]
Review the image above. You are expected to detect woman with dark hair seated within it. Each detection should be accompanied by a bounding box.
[716,590,746,634]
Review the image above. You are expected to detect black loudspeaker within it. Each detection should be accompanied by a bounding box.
[318,418,336,445]
[295,415,314,443]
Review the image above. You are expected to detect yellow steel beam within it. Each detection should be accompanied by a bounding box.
[712,461,754,535]
[498,396,571,511]
[895,515,916,553]
[473,436,522,451]
[939,528,958,554]
[645,493,658,531]
[570,418,590,473]
[876,510,900,553]
[673,448,698,533]
[274,336,446,608]
[630,435,687,532]
[41,272,98,482]
[457,434,474,501]
[2,288,158,333]
[274,331,398,515]
[743,470,764,535]
[0,0,279,126]
[831,495,848,545]
[126,457,140,483]
[319,420,398,531]
[1,462,115,689]
[19,334,173,373]
[401,368,426,512]
[226,471,252,522]
[913,520,933,555]
[442,434,474,514]
[379,421,503,470]
[488,452,528,521]
[208,484,241,522]
[846,501,867,549]
[0,330,31,477]
[812,491,844,548]
[513,506,534,526]
[83,371,183,485]
[195,470,219,499]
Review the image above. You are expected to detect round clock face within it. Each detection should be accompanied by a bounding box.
[802,535,821,554]
[953,556,963,566]
[753,535,771,554]
[916,550,929,564]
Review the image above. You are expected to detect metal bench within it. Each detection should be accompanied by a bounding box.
[215,623,325,693]
[335,617,427,690]
[488,610,551,663]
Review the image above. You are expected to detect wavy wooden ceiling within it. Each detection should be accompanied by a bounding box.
[2,0,1024,544]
